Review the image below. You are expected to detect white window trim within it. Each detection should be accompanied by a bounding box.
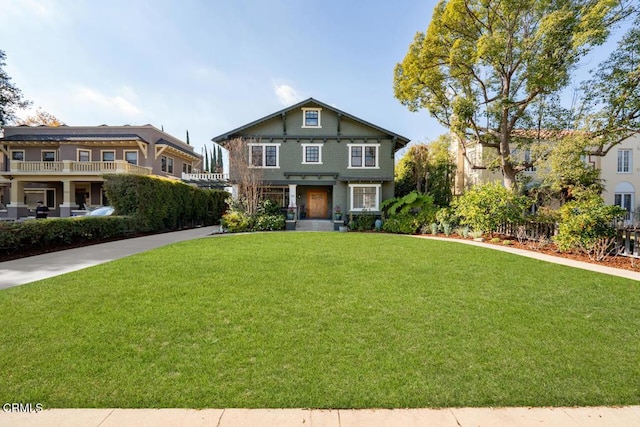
[617,149,632,173]
[302,107,322,128]
[301,143,323,165]
[348,144,380,169]
[161,155,175,174]
[248,143,281,169]
[124,150,138,165]
[77,148,92,162]
[41,150,57,161]
[349,183,381,211]
[10,149,25,161]
[101,149,116,162]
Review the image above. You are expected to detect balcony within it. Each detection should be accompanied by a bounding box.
[6,160,152,176]
[181,172,229,182]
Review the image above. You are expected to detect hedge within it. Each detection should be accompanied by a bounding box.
[103,174,229,232]
[0,216,141,259]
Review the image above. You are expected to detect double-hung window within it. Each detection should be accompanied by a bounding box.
[11,150,24,161]
[302,143,323,164]
[161,155,174,174]
[42,150,56,162]
[78,149,91,162]
[618,149,632,173]
[101,151,115,162]
[348,144,379,168]
[302,108,321,128]
[349,184,380,211]
[249,143,280,168]
[125,151,138,165]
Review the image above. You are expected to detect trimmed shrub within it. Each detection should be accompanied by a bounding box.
[103,174,228,232]
[0,216,141,260]
[554,195,625,258]
[452,182,531,233]
[382,213,419,234]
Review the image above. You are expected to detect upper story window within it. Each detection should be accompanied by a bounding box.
[249,143,280,168]
[101,150,115,162]
[124,150,138,165]
[11,150,24,161]
[78,149,91,162]
[161,155,174,174]
[302,108,321,128]
[524,149,536,172]
[348,144,379,169]
[42,150,56,162]
[302,143,323,164]
[182,163,192,174]
[618,149,632,173]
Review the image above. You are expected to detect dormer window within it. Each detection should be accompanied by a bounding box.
[302,108,321,128]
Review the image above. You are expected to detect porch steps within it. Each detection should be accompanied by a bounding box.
[295,220,334,232]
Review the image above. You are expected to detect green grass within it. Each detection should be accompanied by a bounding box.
[0,233,639,408]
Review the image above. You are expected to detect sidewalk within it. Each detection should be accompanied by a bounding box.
[1,406,639,426]
[0,226,220,289]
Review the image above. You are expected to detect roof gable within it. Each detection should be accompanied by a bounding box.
[211,98,410,151]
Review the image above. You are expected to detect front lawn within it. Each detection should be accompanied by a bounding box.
[0,233,638,408]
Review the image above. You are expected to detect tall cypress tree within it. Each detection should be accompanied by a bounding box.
[204,147,209,173]
[186,130,190,145]
[217,146,224,173]
[211,146,217,173]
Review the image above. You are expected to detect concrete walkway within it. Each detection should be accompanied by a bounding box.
[0,226,220,289]
[1,230,639,426]
[1,406,639,426]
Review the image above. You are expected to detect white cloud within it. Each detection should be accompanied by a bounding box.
[72,86,141,117]
[1,0,63,23]
[274,84,303,106]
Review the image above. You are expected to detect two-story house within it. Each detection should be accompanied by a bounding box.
[0,124,202,219]
[451,131,640,215]
[212,98,410,224]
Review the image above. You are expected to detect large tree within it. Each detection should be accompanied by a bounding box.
[0,50,30,126]
[394,0,634,189]
[17,108,64,126]
[578,12,640,156]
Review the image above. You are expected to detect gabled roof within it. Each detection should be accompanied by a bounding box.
[211,97,411,151]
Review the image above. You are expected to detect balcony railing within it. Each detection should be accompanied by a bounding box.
[9,160,152,175]
[182,172,229,181]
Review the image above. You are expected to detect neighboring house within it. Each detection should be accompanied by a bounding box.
[212,98,410,222]
[598,132,640,215]
[450,131,640,214]
[0,125,203,219]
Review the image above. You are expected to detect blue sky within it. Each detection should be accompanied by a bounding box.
[0,0,632,159]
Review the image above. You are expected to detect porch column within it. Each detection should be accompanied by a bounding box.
[288,184,297,208]
[59,179,75,218]
[7,179,27,219]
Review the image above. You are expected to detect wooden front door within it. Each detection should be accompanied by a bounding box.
[307,191,327,218]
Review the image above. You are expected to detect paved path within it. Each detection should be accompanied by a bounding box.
[0,226,220,289]
[1,406,639,426]
[1,230,638,426]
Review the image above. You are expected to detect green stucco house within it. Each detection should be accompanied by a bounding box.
[212,98,410,227]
